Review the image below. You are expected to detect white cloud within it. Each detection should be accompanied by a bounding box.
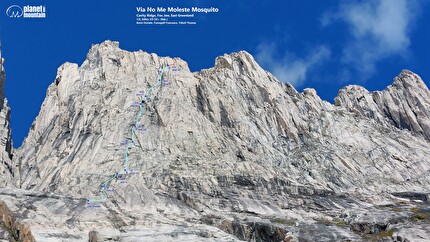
[326,0,419,80]
[255,42,330,87]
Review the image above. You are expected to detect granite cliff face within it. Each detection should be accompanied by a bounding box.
[335,70,430,141]
[0,55,13,188]
[1,41,430,241]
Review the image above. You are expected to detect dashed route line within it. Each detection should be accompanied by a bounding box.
[87,65,174,204]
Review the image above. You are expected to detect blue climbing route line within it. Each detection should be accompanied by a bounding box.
[87,65,174,204]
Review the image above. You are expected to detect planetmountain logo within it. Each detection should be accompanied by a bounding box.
[6,5,23,18]
[5,5,46,18]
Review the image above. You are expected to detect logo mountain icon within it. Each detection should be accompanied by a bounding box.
[6,5,23,18]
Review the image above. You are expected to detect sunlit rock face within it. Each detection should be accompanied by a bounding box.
[1,41,430,241]
[0,55,13,188]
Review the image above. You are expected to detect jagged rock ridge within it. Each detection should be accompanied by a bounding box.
[335,70,430,140]
[1,41,430,241]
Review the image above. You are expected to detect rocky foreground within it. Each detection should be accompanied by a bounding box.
[1,41,430,241]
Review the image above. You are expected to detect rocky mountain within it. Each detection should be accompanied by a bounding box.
[1,41,430,241]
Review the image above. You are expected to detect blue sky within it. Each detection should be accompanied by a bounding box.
[1,0,429,147]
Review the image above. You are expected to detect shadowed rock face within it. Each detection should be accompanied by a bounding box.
[1,41,430,241]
